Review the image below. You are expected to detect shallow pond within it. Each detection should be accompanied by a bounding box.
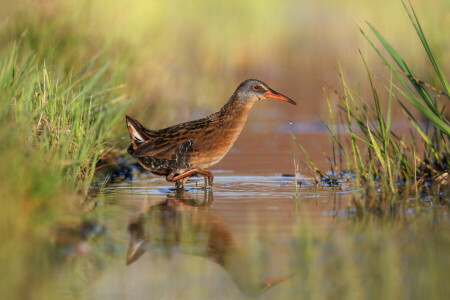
[86,173,354,299]
[79,169,449,300]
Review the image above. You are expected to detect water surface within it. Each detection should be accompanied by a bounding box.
[86,173,360,299]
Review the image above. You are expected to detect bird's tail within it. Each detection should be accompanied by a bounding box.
[125,115,155,154]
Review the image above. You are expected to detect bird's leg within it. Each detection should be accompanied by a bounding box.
[166,173,189,189]
[191,168,214,188]
[166,168,214,189]
[175,176,190,189]
[195,169,214,188]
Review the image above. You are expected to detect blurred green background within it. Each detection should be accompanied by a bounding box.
[2,0,449,129]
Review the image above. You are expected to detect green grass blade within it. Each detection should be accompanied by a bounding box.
[365,22,439,116]
[401,0,450,96]
[391,83,450,136]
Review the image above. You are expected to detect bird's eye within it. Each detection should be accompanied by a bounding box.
[253,85,260,90]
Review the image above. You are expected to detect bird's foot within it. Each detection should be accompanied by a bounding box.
[175,181,185,190]
[167,169,214,190]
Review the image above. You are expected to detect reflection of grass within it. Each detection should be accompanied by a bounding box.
[286,209,450,299]
[295,1,449,199]
[84,184,450,299]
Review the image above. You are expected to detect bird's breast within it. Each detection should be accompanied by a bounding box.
[192,106,251,168]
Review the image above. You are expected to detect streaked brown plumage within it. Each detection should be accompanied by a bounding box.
[126,79,296,189]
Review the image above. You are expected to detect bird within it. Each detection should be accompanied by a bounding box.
[126,79,296,189]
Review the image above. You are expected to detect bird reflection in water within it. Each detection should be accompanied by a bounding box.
[126,188,289,296]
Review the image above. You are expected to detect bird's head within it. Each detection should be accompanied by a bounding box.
[233,79,297,105]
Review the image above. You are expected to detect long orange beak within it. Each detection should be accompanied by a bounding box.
[265,90,297,105]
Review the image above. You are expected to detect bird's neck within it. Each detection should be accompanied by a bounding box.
[198,96,255,166]
[216,95,255,129]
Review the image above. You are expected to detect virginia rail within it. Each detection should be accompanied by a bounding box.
[126,79,296,189]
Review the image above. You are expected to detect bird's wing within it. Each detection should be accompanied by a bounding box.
[132,116,214,160]
[132,136,197,161]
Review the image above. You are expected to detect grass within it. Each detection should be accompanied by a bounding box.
[294,0,449,201]
[0,43,128,299]
[0,44,129,191]
[286,6,450,298]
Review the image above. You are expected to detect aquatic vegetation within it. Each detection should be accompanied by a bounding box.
[294,1,449,200]
[0,44,128,299]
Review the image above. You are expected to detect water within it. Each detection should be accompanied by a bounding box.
[82,170,449,299]
[80,173,356,299]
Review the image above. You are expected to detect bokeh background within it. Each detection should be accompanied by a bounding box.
[2,0,449,123]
